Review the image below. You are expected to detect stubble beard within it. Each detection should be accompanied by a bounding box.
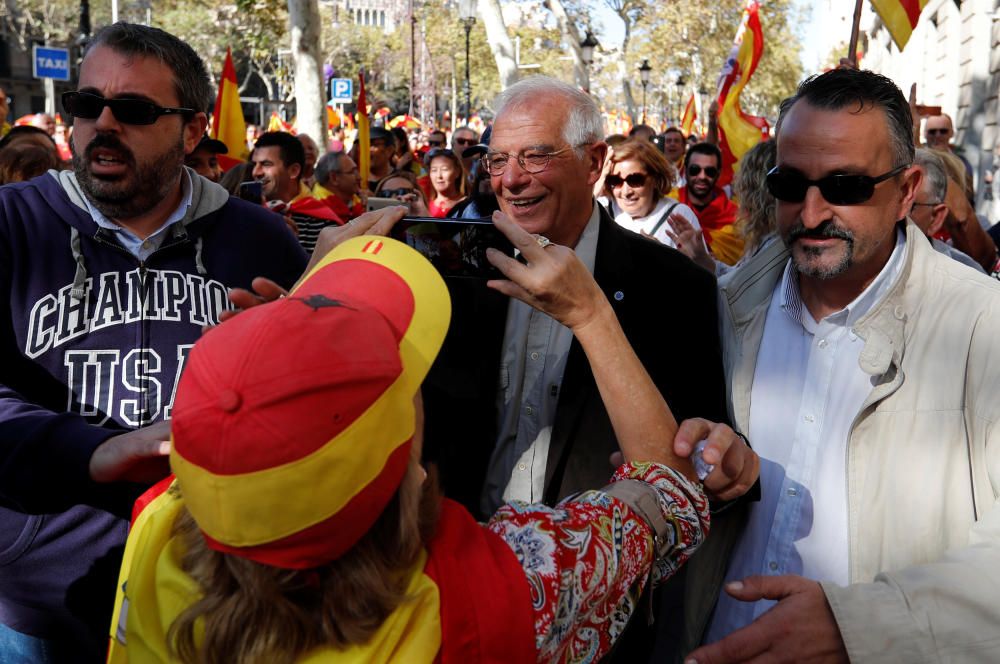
[784,220,855,280]
[72,132,185,221]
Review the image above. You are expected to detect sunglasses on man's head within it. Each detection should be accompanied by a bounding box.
[686,164,719,179]
[62,91,194,125]
[605,172,648,188]
[765,164,909,205]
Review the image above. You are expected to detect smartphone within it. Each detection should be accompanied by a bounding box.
[238,180,262,202]
[391,217,515,279]
[366,196,400,212]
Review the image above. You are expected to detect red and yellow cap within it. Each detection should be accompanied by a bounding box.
[170,236,451,569]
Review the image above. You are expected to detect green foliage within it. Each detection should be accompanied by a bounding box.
[595,0,803,122]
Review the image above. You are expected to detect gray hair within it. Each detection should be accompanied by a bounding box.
[913,148,947,203]
[493,76,604,153]
[87,22,212,114]
[314,151,346,186]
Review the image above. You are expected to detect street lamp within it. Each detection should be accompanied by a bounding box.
[638,59,652,125]
[459,0,476,124]
[580,30,599,93]
[674,74,686,124]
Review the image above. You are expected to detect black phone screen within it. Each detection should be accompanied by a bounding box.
[391,217,514,279]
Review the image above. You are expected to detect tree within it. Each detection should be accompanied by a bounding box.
[287,0,324,142]
[617,0,803,126]
[479,0,518,90]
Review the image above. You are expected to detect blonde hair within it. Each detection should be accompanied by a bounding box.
[733,139,777,252]
[168,464,439,664]
[606,138,678,197]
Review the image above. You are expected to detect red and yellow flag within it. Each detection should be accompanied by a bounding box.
[871,0,930,50]
[210,48,249,171]
[715,0,769,187]
[357,71,371,186]
[680,94,697,137]
[266,111,293,134]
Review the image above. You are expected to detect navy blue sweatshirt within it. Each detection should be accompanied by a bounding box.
[0,170,307,659]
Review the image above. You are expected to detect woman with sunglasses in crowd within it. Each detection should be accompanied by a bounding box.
[425,148,467,218]
[599,138,703,250]
[374,172,431,216]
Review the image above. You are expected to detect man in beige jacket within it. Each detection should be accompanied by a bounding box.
[681,68,1000,663]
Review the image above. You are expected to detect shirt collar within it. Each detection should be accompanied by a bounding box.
[780,226,907,330]
[574,201,601,275]
[87,168,193,241]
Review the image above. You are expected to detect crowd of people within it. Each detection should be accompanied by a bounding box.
[0,19,999,664]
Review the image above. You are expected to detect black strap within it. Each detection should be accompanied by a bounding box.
[648,202,679,237]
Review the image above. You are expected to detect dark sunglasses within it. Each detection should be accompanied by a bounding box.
[926,128,950,136]
[380,187,415,198]
[453,138,476,145]
[62,91,194,126]
[765,164,909,205]
[686,164,719,179]
[427,140,445,147]
[605,173,648,188]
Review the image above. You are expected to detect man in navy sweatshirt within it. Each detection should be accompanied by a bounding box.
[0,24,306,662]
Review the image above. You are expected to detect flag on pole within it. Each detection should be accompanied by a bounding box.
[357,71,371,187]
[210,48,249,171]
[716,0,769,188]
[871,0,930,50]
[680,94,697,137]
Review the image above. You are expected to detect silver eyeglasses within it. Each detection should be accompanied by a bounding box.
[480,144,587,176]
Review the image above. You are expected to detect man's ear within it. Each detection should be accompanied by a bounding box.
[289,162,302,181]
[896,165,922,219]
[586,141,609,186]
[928,203,949,236]
[183,113,208,156]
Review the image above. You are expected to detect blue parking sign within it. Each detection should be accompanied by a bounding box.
[33,46,70,81]
[330,78,353,104]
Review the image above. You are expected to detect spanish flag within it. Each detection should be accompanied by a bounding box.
[680,94,697,137]
[210,48,249,171]
[357,70,371,186]
[871,0,930,50]
[715,0,769,187]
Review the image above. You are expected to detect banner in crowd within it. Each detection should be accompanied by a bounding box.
[211,48,249,171]
[871,0,930,50]
[715,0,769,187]
[357,71,371,185]
[680,95,697,137]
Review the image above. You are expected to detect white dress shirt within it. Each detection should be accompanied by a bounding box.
[480,203,601,515]
[707,229,907,641]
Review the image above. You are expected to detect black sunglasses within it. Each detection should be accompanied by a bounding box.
[605,173,648,188]
[453,137,477,145]
[380,187,415,198]
[765,164,909,205]
[62,91,195,125]
[926,128,950,136]
[687,164,719,179]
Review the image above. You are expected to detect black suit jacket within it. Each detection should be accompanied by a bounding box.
[423,206,730,518]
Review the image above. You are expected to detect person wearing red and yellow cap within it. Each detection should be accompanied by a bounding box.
[106,210,727,663]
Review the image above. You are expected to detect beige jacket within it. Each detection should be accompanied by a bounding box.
[705,222,1000,662]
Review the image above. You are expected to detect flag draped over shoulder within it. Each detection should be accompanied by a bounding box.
[715,0,769,187]
[871,0,930,50]
[357,71,371,186]
[680,94,697,137]
[211,48,249,171]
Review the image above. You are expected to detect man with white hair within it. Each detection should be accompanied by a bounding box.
[911,148,983,272]
[422,78,757,659]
